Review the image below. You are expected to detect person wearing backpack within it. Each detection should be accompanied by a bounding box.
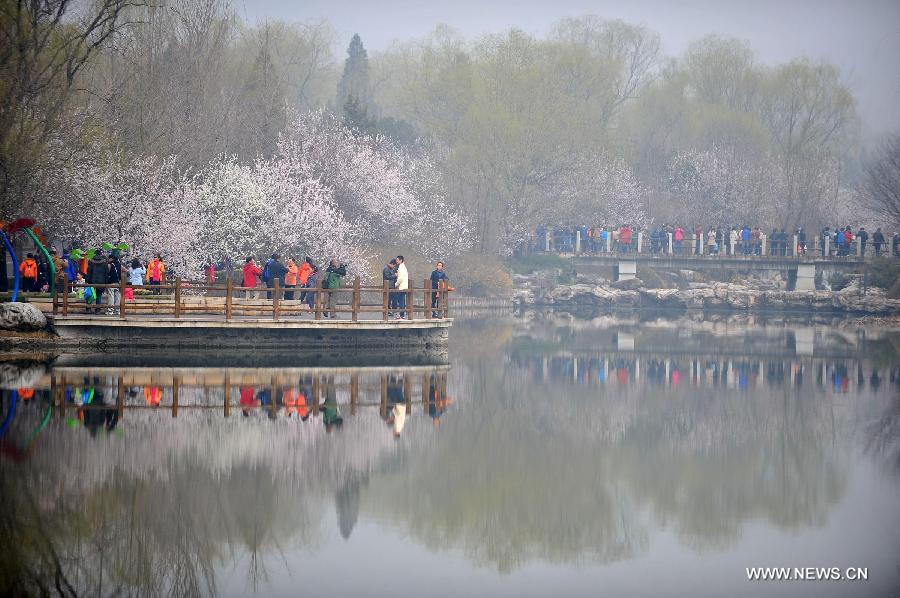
[19,253,39,292]
[86,249,108,313]
[323,259,346,318]
[263,254,288,300]
[104,252,123,314]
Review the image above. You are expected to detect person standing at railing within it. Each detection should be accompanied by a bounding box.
[430,261,450,318]
[297,257,314,303]
[105,251,122,315]
[858,227,868,256]
[740,225,751,255]
[707,227,717,255]
[284,257,299,300]
[242,256,263,300]
[86,249,107,313]
[673,226,684,255]
[395,255,409,319]
[146,254,165,295]
[263,254,288,300]
[383,258,398,317]
[619,225,632,253]
[873,228,885,256]
[126,258,144,302]
[842,227,854,257]
[797,228,807,255]
[323,259,347,318]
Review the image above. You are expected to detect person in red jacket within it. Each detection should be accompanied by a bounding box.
[242,256,263,299]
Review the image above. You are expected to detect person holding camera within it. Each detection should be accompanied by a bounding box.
[323,259,347,318]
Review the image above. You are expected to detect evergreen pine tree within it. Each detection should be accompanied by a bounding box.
[336,34,373,120]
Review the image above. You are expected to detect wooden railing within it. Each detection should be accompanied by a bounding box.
[53,273,452,321]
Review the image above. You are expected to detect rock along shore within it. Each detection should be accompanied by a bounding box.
[513,279,900,315]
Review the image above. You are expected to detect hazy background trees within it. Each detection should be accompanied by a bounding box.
[3,0,892,262]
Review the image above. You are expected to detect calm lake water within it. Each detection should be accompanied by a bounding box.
[2,312,899,597]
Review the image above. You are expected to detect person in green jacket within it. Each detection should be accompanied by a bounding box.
[323,259,346,318]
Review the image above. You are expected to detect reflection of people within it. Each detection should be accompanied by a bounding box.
[428,374,453,428]
[143,386,162,406]
[239,386,260,417]
[82,381,118,437]
[322,376,342,432]
[386,375,406,437]
[283,386,310,421]
[391,404,406,438]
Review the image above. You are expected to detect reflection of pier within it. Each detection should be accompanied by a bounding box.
[24,366,451,421]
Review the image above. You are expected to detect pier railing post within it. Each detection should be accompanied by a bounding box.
[350,374,358,416]
[119,267,126,319]
[117,375,125,419]
[352,276,360,322]
[441,281,450,318]
[225,277,233,321]
[424,278,431,319]
[172,375,180,418]
[314,276,322,320]
[223,371,231,417]
[52,277,58,315]
[273,278,280,320]
[174,277,181,319]
[383,280,389,321]
[62,277,69,316]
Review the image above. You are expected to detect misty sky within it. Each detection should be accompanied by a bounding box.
[238,0,900,139]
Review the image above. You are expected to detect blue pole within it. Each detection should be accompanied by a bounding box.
[0,230,18,302]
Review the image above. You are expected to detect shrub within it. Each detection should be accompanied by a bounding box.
[868,257,900,291]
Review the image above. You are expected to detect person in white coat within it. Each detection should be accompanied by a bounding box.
[395,255,409,319]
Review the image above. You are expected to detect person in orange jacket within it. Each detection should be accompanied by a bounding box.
[284,257,299,300]
[19,253,39,292]
[146,254,165,294]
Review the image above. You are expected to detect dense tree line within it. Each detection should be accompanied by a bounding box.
[2,0,894,267]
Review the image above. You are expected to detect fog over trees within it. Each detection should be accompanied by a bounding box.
[2,0,895,271]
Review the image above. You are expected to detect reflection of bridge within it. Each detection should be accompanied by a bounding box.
[512,351,893,393]
[24,366,451,420]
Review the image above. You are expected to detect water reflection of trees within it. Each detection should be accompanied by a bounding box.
[0,398,398,596]
[363,344,893,571]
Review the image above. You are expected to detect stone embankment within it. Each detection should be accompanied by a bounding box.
[513,278,900,315]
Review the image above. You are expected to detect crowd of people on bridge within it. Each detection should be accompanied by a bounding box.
[533,224,900,258]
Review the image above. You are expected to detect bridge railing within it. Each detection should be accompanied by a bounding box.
[53,275,452,322]
[532,230,898,259]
